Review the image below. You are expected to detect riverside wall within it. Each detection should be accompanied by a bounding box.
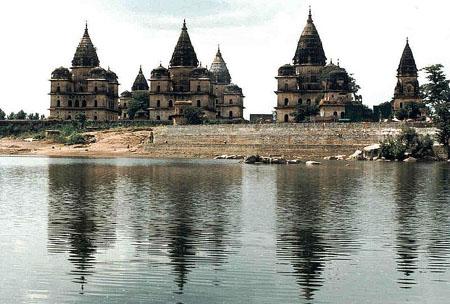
[145,123,437,159]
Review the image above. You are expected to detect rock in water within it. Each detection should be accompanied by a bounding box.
[244,155,260,164]
[403,157,417,162]
[306,161,321,166]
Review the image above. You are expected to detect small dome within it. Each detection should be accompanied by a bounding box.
[278,64,296,76]
[120,90,132,98]
[224,83,243,95]
[209,47,231,84]
[106,68,118,83]
[190,66,211,79]
[151,64,169,79]
[51,67,71,80]
[89,67,107,79]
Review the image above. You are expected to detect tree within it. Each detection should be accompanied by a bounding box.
[290,105,319,122]
[128,91,149,120]
[74,113,87,129]
[348,73,361,99]
[27,113,40,120]
[380,126,434,160]
[7,112,15,120]
[0,108,5,120]
[184,106,204,125]
[15,110,27,120]
[420,64,450,158]
[374,101,393,120]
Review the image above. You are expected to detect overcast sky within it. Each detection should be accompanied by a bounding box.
[1,0,449,118]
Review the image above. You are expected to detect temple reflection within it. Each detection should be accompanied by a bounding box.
[47,162,118,292]
[114,162,243,294]
[276,165,362,300]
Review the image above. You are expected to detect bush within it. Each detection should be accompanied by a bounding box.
[380,126,435,160]
[65,132,87,145]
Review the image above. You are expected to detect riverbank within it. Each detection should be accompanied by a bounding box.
[0,123,440,159]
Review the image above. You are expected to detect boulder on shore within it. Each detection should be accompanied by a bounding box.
[244,155,260,164]
[403,157,417,163]
[348,150,365,161]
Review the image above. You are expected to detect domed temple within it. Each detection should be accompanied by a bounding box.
[392,38,423,112]
[49,24,119,121]
[146,21,245,122]
[274,8,360,122]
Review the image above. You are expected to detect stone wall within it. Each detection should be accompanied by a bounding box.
[145,123,437,159]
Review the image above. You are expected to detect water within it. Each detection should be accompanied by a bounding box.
[0,157,449,304]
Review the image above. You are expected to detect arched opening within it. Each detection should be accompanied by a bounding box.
[94,100,98,107]
[79,86,83,92]
[340,112,345,118]
[298,98,303,105]
[229,99,233,105]
[156,115,161,121]
[157,100,161,108]
[168,100,173,108]
[307,99,311,106]
[179,86,183,92]
[56,100,60,107]
[333,111,338,117]
[94,86,98,93]
[284,83,288,91]
[157,85,161,92]
[67,115,72,120]
[68,100,73,107]
[94,116,98,121]
[284,98,289,106]
[56,86,61,93]
[197,85,201,92]
[284,114,289,123]
[197,100,201,107]
[400,102,403,109]
[75,100,80,107]
[82,100,86,107]
[229,111,233,118]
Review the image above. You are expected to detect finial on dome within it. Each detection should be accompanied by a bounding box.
[308,5,312,22]
[139,65,143,73]
[406,37,409,44]
[85,20,88,30]
[182,19,187,30]
[337,58,340,67]
[330,58,333,65]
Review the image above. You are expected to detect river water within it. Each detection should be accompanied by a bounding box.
[0,157,449,304]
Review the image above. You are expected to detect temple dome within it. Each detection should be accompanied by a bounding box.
[151,64,169,79]
[89,67,107,79]
[120,91,132,98]
[209,47,231,84]
[106,68,118,83]
[169,20,199,67]
[224,83,243,95]
[293,8,326,66]
[320,62,349,91]
[51,67,71,80]
[190,66,211,79]
[132,66,149,91]
[72,24,100,67]
[398,39,418,76]
[278,64,296,76]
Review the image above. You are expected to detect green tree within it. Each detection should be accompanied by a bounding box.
[128,91,149,120]
[420,64,450,158]
[374,101,393,120]
[0,108,5,120]
[74,113,87,129]
[290,105,319,122]
[7,112,15,120]
[184,106,204,125]
[15,110,27,120]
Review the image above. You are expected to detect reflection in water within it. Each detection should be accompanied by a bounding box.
[393,165,420,288]
[48,161,243,296]
[275,165,363,300]
[0,158,445,303]
[47,164,118,292]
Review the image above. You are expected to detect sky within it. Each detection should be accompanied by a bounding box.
[1,0,450,118]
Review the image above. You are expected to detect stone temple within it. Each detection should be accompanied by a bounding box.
[392,39,423,112]
[146,21,245,122]
[275,8,361,123]
[49,24,119,121]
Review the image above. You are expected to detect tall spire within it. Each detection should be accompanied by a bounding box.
[210,45,231,84]
[72,23,100,67]
[132,65,149,91]
[170,20,199,67]
[397,38,418,76]
[293,7,326,66]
